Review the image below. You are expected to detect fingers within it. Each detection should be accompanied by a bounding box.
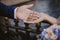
[24,17,44,23]
[45,24,58,40]
[23,12,44,23]
[22,4,34,9]
[46,24,58,32]
[25,4,33,8]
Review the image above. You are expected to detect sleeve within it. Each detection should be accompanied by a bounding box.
[0,2,16,19]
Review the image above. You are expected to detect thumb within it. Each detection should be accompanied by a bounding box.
[24,4,33,8]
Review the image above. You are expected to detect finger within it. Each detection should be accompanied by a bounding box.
[33,17,44,23]
[24,17,44,23]
[24,4,33,8]
[23,14,44,23]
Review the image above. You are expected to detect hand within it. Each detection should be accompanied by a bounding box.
[45,24,60,40]
[16,4,58,24]
[27,12,58,24]
[16,4,33,20]
[45,24,59,40]
[16,4,44,23]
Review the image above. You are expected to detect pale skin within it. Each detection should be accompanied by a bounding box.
[16,4,58,24]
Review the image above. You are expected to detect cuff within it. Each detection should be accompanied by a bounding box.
[14,7,18,19]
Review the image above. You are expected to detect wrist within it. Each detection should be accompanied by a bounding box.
[45,15,58,24]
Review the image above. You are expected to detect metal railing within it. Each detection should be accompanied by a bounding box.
[0,17,52,40]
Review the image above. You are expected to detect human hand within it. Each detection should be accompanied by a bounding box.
[16,4,58,24]
[42,24,58,40]
[16,4,44,23]
[45,24,60,40]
